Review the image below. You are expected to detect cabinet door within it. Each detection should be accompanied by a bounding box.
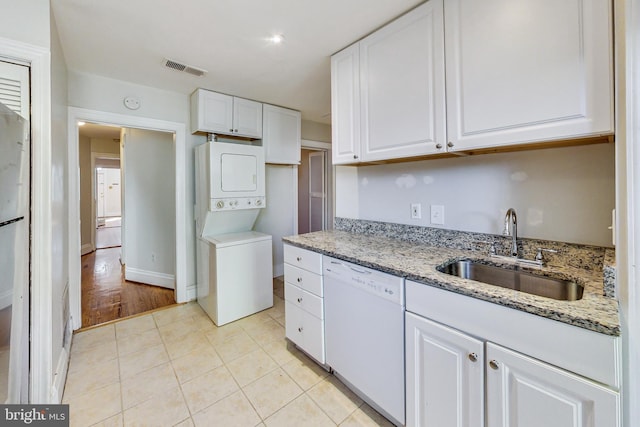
[191,89,234,134]
[263,104,301,164]
[405,312,484,427]
[486,342,620,427]
[331,43,361,164]
[359,1,446,161]
[233,97,263,138]
[444,0,613,151]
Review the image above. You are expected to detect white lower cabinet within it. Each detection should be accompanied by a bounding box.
[486,343,620,427]
[406,312,620,427]
[283,244,325,364]
[406,312,484,427]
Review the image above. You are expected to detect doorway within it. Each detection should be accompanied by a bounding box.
[68,108,188,331]
[77,122,176,327]
[298,140,333,233]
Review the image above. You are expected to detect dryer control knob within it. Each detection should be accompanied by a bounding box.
[216,201,224,209]
[256,199,262,206]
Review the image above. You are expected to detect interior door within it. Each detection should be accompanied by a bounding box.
[308,151,326,232]
[96,170,105,224]
[103,168,121,217]
[0,60,30,404]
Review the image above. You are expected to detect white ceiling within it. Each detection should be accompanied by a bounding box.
[51,0,424,124]
[78,122,121,140]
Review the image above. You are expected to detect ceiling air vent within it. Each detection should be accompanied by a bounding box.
[162,58,207,77]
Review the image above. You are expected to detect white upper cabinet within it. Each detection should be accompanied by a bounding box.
[360,0,446,161]
[444,0,613,152]
[232,96,263,138]
[263,104,301,164]
[331,1,446,165]
[191,89,263,138]
[331,43,361,164]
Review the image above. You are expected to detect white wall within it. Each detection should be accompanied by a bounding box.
[301,119,331,142]
[0,0,50,48]
[255,165,298,277]
[123,128,175,286]
[338,143,615,246]
[67,70,198,291]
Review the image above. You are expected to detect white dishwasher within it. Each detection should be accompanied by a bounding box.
[323,255,405,427]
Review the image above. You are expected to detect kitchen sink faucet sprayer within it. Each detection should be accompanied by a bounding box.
[504,208,518,257]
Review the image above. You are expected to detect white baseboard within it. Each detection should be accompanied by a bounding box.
[125,267,175,288]
[81,243,94,255]
[186,284,197,301]
[50,347,69,404]
[0,289,12,311]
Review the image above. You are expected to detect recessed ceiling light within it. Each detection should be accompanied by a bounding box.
[77,121,86,126]
[269,34,284,44]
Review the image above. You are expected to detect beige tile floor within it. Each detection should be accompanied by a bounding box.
[63,279,394,427]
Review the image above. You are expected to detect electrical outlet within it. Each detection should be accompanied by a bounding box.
[430,205,445,225]
[411,203,422,219]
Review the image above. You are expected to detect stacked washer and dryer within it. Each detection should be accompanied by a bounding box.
[195,139,273,326]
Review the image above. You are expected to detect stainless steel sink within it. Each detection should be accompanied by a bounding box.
[437,260,584,301]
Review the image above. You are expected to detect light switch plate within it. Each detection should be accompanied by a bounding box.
[430,205,445,225]
[411,203,421,219]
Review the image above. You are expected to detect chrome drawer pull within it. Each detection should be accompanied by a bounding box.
[468,353,478,362]
[298,327,303,332]
[489,360,499,370]
[297,297,302,303]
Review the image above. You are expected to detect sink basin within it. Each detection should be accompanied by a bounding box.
[437,260,584,301]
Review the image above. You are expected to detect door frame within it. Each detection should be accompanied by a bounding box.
[90,152,120,253]
[301,139,333,230]
[0,37,52,403]
[67,107,187,331]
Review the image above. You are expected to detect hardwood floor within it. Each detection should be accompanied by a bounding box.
[81,247,176,328]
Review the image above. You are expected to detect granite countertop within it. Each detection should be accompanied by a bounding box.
[283,230,620,337]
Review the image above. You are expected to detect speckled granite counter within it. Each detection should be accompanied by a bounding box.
[283,230,620,336]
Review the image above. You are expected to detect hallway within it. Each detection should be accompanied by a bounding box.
[81,248,176,327]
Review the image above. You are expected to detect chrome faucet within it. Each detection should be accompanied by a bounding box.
[503,208,518,257]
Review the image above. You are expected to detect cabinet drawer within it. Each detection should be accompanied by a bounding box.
[284,244,323,274]
[284,263,323,297]
[284,282,324,319]
[285,301,325,364]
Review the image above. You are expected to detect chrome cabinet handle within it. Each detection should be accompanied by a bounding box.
[297,277,302,283]
[436,143,443,149]
[447,141,454,148]
[468,353,478,362]
[297,297,302,303]
[296,256,302,261]
[234,129,238,132]
[353,154,358,159]
[298,327,303,332]
[489,360,499,370]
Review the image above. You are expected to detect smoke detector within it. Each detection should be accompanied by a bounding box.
[162,58,208,77]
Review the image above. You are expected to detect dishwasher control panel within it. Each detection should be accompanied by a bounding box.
[323,256,404,305]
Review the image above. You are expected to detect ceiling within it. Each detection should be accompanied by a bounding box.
[51,0,424,124]
[78,122,121,140]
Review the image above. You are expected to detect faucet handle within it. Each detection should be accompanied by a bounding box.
[535,248,559,262]
[474,240,497,255]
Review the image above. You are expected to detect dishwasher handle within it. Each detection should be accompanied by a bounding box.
[348,265,372,275]
[324,259,371,276]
